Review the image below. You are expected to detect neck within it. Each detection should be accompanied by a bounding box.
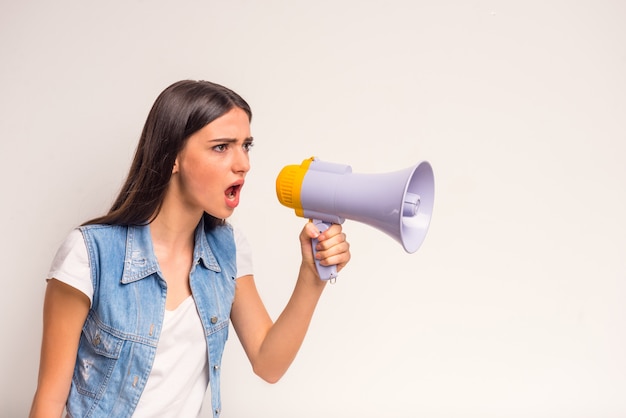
[149,206,201,252]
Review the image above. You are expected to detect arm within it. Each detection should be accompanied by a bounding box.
[29,279,90,418]
[230,222,350,383]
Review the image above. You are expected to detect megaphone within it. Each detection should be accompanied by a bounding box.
[276,157,434,281]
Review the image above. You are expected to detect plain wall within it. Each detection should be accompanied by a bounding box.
[1,1,625,417]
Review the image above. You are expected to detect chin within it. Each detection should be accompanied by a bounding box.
[207,208,235,220]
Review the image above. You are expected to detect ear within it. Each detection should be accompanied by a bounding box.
[172,158,179,174]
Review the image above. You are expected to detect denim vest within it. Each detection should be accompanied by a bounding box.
[66,220,237,418]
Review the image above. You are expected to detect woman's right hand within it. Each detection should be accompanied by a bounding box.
[298,221,351,281]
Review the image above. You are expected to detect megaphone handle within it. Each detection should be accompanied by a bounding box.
[311,219,338,282]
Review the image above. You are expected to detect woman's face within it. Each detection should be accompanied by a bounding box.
[171,106,253,220]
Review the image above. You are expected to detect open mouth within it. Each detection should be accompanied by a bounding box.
[225,184,241,199]
[224,182,244,209]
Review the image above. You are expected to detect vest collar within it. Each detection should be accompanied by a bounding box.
[120,218,221,284]
[193,217,222,273]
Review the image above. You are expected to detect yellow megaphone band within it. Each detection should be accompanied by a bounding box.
[275,157,315,218]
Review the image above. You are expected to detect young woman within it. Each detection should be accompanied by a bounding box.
[29,80,351,418]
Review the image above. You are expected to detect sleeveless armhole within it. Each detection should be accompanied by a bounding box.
[47,229,94,306]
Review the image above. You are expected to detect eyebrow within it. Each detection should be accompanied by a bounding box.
[208,136,254,143]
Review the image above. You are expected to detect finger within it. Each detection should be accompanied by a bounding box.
[304,221,323,239]
[315,231,347,252]
[317,241,351,270]
[317,223,343,241]
[316,236,350,260]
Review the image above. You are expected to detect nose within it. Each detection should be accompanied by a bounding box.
[233,147,250,174]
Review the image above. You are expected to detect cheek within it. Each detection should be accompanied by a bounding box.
[178,151,226,189]
[184,163,221,189]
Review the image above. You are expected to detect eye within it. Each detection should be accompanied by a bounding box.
[213,144,228,153]
[243,142,254,152]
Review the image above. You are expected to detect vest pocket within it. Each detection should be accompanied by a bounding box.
[73,313,124,399]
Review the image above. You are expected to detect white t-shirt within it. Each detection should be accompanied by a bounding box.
[48,225,253,417]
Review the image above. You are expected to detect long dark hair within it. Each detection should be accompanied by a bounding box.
[84,80,252,230]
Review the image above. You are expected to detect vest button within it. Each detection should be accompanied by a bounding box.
[210,316,218,324]
[93,335,101,346]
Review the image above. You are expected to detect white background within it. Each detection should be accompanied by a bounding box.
[1,1,625,417]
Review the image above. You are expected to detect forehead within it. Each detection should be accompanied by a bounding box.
[203,107,250,135]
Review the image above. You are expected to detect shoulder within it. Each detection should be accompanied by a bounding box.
[231,224,250,250]
[48,228,94,305]
[79,223,128,236]
[228,223,254,278]
[52,229,87,264]
[78,224,130,250]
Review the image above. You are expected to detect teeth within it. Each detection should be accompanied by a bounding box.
[227,185,239,199]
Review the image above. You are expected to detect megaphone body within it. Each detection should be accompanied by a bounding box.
[276,157,434,281]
